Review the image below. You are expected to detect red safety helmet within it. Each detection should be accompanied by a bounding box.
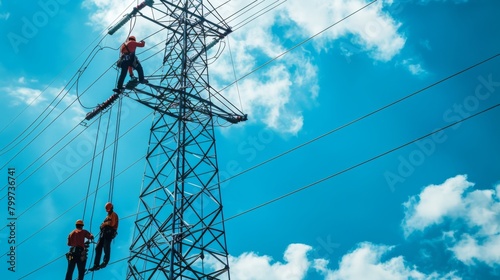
[128,35,136,41]
[105,202,113,211]
[76,219,84,226]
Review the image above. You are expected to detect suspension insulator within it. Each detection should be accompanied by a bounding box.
[85,92,121,121]
[108,0,154,35]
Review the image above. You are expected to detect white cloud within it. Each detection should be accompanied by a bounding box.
[5,86,46,106]
[82,0,410,134]
[407,64,425,75]
[207,242,457,280]
[401,60,427,76]
[282,0,405,62]
[4,85,87,125]
[17,76,38,84]
[402,175,500,267]
[402,175,472,236]
[314,242,459,280]
[228,243,311,280]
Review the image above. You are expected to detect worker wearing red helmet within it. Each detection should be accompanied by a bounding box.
[65,219,94,280]
[89,202,119,271]
[114,35,148,92]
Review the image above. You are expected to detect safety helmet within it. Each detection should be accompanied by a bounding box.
[105,202,113,211]
[128,36,136,41]
[76,219,84,226]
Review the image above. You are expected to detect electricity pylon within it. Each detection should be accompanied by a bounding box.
[87,0,247,278]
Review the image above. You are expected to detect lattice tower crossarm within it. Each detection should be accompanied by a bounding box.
[126,1,238,279]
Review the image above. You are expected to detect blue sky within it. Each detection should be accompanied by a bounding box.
[1,0,500,279]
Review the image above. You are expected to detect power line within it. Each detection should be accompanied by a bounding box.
[0,0,140,157]
[16,102,500,279]
[0,153,146,259]
[18,253,67,280]
[0,27,113,140]
[218,0,378,93]
[6,0,499,277]
[3,48,498,261]
[4,110,152,219]
[1,0,373,188]
[231,0,287,32]
[0,33,175,195]
[216,52,500,187]
[224,103,500,222]
[0,73,80,157]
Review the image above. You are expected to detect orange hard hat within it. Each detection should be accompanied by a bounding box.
[76,219,84,226]
[105,202,113,211]
[128,35,136,41]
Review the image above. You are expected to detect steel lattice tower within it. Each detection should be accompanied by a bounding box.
[105,0,246,279]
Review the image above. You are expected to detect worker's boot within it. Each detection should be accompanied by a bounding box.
[88,264,100,271]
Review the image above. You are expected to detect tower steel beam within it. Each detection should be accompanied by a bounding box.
[123,1,239,279]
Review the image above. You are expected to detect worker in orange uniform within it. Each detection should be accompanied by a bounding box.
[114,35,148,92]
[89,202,119,271]
[65,219,94,280]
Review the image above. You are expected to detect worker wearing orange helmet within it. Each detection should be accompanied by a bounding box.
[89,202,119,271]
[114,35,148,92]
[65,219,94,280]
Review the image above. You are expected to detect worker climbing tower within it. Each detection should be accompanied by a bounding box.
[89,0,247,278]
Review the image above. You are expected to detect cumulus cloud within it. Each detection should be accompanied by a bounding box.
[228,243,311,280]
[209,242,456,280]
[402,175,500,266]
[315,242,460,280]
[83,0,407,134]
[318,243,416,280]
[402,175,472,235]
[282,0,405,62]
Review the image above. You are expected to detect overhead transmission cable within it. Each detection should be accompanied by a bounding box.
[82,115,103,220]
[0,0,293,192]
[0,0,139,156]
[219,0,377,93]
[109,98,123,202]
[222,0,262,23]
[10,49,498,251]
[85,106,115,274]
[16,102,500,280]
[2,0,496,206]
[6,0,495,201]
[0,25,114,140]
[227,38,243,111]
[223,103,500,222]
[0,30,148,195]
[206,0,231,27]
[0,110,153,234]
[217,52,500,186]
[8,0,498,276]
[17,253,67,280]
[0,72,81,157]
[0,63,116,194]
[230,0,287,31]
[0,78,81,170]
[0,13,130,155]
[0,152,147,260]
